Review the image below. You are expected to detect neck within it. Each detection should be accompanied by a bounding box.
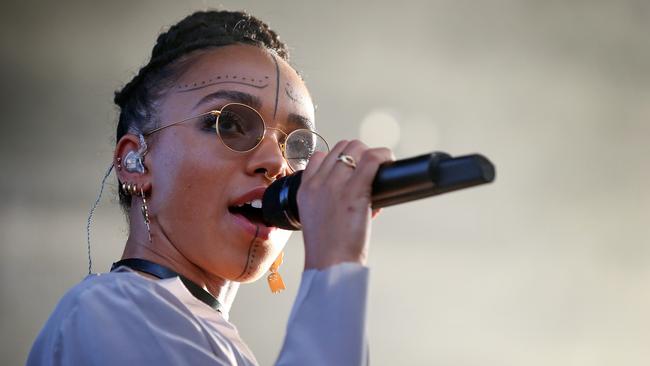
[122,224,239,313]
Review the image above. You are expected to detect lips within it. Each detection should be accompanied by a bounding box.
[228,186,277,240]
[229,187,267,208]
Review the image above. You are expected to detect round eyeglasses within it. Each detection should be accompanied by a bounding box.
[144,103,329,172]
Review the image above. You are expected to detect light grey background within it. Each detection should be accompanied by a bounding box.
[1,1,649,365]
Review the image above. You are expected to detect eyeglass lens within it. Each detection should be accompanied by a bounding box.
[284,129,329,171]
[217,104,265,151]
[217,104,328,171]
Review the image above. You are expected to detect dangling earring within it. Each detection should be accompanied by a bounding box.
[267,251,286,293]
[121,182,152,244]
[140,187,152,244]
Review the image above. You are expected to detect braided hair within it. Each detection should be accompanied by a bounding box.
[114,10,290,211]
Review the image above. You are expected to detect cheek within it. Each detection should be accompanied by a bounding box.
[152,143,227,214]
[147,132,236,252]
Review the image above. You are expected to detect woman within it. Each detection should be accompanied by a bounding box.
[28,10,392,365]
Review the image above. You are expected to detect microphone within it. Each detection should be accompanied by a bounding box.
[262,152,496,230]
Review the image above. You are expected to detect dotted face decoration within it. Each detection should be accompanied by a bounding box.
[174,74,271,92]
[284,81,302,105]
[244,240,259,277]
[235,226,262,281]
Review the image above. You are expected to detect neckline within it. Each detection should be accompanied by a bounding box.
[111,258,222,313]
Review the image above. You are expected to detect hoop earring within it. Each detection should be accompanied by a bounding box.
[121,182,152,244]
[121,182,140,196]
[140,187,152,244]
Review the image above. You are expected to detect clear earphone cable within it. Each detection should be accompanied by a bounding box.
[86,163,114,275]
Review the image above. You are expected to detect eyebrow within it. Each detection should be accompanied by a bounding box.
[194,90,262,110]
[287,113,314,130]
[193,89,314,130]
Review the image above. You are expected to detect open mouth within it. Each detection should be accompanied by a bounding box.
[228,199,266,226]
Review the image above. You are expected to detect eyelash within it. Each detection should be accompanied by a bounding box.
[199,111,311,137]
[200,114,218,130]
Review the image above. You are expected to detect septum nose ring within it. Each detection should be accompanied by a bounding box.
[264,171,276,182]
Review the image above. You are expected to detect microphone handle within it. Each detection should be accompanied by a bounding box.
[262,152,496,230]
[372,152,495,208]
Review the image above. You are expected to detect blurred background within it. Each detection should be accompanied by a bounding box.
[1,0,649,365]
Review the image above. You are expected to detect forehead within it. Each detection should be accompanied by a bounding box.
[163,44,314,127]
[175,45,278,87]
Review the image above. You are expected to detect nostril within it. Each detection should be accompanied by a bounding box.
[254,168,276,182]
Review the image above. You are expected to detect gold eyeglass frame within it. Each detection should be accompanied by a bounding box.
[144,102,329,171]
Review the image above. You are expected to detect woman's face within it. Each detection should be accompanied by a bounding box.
[145,45,314,282]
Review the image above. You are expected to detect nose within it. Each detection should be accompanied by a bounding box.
[246,129,288,180]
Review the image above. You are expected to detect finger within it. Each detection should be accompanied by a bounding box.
[346,147,395,196]
[326,140,367,181]
[311,140,350,180]
[300,150,327,181]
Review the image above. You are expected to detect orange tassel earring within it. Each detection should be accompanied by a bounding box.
[267,251,286,293]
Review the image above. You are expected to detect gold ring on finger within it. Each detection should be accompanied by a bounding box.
[336,154,357,169]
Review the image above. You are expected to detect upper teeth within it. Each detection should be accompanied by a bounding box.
[237,199,262,208]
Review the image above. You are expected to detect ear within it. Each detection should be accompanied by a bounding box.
[114,134,152,193]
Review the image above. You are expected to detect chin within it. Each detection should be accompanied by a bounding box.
[236,267,269,283]
[199,221,292,283]
[233,236,288,283]
[232,260,272,284]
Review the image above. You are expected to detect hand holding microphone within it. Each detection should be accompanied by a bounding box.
[263,139,496,270]
[264,149,495,228]
[293,140,395,270]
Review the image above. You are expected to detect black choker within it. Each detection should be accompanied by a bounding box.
[111,258,222,313]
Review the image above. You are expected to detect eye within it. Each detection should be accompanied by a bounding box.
[201,113,218,130]
[218,111,247,136]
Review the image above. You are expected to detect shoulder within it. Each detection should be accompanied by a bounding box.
[47,270,201,330]
[53,271,187,320]
[28,272,208,365]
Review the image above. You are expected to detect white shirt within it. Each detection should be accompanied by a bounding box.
[27,263,369,365]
